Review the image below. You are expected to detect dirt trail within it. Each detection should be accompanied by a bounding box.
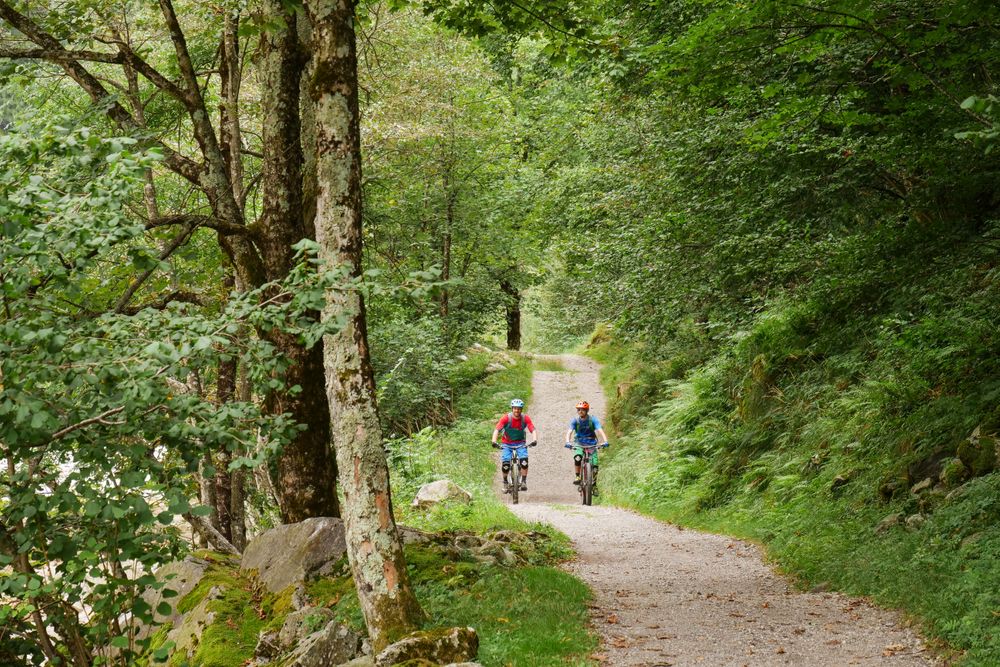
[504,354,934,667]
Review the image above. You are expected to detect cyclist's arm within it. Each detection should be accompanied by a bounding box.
[526,415,538,444]
[596,427,609,444]
[564,428,574,444]
[491,428,501,445]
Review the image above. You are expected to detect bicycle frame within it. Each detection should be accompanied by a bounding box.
[500,443,524,504]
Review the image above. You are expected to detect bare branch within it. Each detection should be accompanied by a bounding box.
[115,221,199,313]
[184,512,241,555]
[0,1,204,184]
[50,406,126,441]
[0,46,123,63]
[146,214,250,236]
[119,289,207,315]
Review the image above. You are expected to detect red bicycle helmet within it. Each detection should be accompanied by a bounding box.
[575,401,590,411]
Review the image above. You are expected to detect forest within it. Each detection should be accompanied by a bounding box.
[1,0,998,665]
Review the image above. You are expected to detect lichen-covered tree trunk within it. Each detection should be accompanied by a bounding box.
[259,0,340,522]
[305,0,425,650]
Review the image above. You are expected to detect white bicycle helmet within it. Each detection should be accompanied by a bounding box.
[510,398,525,408]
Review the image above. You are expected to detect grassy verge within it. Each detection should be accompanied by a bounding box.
[533,357,568,372]
[385,356,596,665]
[588,337,999,665]
[389,356,537,533]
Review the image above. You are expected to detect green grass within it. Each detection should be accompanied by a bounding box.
[390,357,545,534]
[146,356,596,667]
[533,357,568,372]
[305,545,595,667]
[588,335,1000,665]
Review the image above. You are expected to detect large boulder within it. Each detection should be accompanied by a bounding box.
[412,480,472,509]
[240,517,347,593]
[375,627,479,667]
[134,555,213,642]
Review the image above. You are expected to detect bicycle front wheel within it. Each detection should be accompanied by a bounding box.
[511,458,520,505]
[582,460,592,506]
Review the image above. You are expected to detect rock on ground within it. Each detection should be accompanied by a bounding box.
[240,517,347,592]
[283,621,361,667]
[411,479,472,509]
[139,555,211,635]
[375,627,479,667]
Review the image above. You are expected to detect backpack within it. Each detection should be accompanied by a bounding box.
[503,413,528,439]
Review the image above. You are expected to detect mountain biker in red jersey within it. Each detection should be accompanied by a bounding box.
[491,398,537,493]
[564,401,610,493]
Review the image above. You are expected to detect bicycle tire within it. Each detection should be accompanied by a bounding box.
[582,460,592,506]
[511,456,520,505]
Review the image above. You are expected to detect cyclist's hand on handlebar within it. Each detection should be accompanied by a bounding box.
[491,441,500,449]
[529,441,537,447]
[601,442,610,448]
[564,442,573,449]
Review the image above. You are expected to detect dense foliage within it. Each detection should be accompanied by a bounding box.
[3,0,1000,662]
[516,1,1000,662]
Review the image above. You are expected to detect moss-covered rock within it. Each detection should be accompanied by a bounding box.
[375,627,478,667]
[957,434,998,477]
[240,517,348,593]
[938,457,969,487]
[280,620,361,667]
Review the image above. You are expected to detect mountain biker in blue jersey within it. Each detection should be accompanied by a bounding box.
[564,401,609,492]
[491,399,537,493]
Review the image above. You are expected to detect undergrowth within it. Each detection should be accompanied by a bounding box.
[151,357,594,666]
[590,270,1000,664]
[389,357,544,535]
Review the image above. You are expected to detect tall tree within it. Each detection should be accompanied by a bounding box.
[0,0,339,522]
[305,0,425,650]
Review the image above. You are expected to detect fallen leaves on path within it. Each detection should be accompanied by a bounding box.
[883,643,907,657]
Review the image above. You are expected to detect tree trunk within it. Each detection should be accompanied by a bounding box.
[214,352,237,541]
[259,0,339,522]
[501,279,521,350]
[305,0,424,650]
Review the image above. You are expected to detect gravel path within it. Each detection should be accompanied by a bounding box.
[503,354,934,667]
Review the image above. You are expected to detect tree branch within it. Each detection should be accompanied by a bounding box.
[119,289,206,315]
[146,214,251,236]
[0,1,204,184]
[50,406,126,441]
[184,512,241,555]
[115,221,199,313]
[0,46,123,63]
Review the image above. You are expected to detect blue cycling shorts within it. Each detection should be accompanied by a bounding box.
[501,444,528,462]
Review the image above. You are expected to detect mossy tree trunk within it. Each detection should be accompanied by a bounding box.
[259,0,340,523]
[305,0,425,650]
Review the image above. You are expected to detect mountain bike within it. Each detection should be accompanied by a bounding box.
[566,442,607,506]
[496,442,535,505]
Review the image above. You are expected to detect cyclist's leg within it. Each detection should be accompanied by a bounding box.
[517,445,529,489]
[573,445,584,484]
[517,445,529,477]
[501,447,513,487]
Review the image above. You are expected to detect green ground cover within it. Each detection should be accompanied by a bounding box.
[589,337,999,665]
[533,357,568,372]
[152,359,595,667]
